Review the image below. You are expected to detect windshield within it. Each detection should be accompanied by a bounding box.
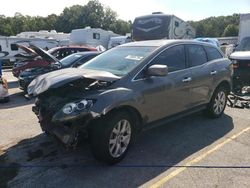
[79,46,156,76]
[60,53,82,67]
[236,37,250,51]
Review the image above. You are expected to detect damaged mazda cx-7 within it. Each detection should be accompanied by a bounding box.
[28,40,233,164]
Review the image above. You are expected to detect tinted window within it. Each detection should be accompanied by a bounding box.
[187,44,207,67]
[151,45,186,72]
[0,45,2,51]
[60,53,82,67]
[93,33,100,39]
[204,46,223,61]
[75,55,97,67]
[11,44,18,51]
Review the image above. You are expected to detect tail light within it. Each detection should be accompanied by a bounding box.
[229,63,234,76]
[232,60,239,69]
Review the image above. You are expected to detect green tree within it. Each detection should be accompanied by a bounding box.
[222,24,239,37]
[189,14,240,37]
[0,0,240,37]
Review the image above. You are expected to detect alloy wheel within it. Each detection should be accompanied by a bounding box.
[213,91,226,115]
[109,119,131,158]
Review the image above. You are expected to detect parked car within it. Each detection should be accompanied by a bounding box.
[194,38,220,48]
[12,45,97,77]
[28,40,232,164]
[47,45,97,60]
[19,51,100,92]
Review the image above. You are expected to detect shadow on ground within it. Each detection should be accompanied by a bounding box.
[0,113,234,188]
[0,85,34,109]
[7,81,19,89]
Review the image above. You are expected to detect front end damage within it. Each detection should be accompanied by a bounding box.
[29,68,120,147]
[32,97,98,147]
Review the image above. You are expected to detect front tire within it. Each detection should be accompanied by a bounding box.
[90,111,134,164]
[205,86,228,118]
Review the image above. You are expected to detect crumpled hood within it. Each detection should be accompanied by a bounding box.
[17,44,38,56]
[27,68,120,96]
[30,45,59,63]
[230,51,250,60]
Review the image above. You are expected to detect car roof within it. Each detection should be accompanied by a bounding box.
[120,39,217,48]
[48,45,96,52]
[74,51,101,56]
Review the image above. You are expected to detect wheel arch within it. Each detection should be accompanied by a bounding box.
[105,105,144,133]
[208,80,231,102]
[216,80,231,94]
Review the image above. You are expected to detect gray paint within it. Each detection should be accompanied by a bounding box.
[31,40,232,128]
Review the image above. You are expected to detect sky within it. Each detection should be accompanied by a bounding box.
[0,0,249,21]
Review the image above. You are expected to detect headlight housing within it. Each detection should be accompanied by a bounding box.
[62,99,94,115]
[52,99,94,123]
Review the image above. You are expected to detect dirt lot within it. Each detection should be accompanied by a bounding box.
[0,69,250,188]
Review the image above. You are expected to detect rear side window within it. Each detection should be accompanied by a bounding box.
[152,45,186,72]
[186,44,207,67]
[11,44,18,51]
[204,46,223,61]
[93,33,100,40]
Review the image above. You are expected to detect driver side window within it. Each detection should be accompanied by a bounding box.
[135,45,186,80]
[151,45,186,72]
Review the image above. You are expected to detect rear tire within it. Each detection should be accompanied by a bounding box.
[205,86,228,118]
[89,111,135,164]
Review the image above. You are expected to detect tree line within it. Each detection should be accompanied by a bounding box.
[0,0,240,38]
[189,14,240,37]
[0,0,131,36]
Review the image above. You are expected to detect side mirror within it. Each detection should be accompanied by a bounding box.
[147,64,168,77]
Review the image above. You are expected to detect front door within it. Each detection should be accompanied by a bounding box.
[132,44,192,122]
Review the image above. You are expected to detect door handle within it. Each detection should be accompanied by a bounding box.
[210,70,217,75]
[182,77,192,83]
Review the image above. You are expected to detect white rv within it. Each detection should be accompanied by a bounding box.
[16,30,70,41]
[0,37,59,62]
[132,12,196,41]
[70,27,120,49]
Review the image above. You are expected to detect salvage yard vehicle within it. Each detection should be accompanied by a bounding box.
[28,40,232,164]
[230,36,250,93]
[12,45,97,78]
[18,51,100,92]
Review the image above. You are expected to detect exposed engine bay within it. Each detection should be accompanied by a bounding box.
[31,73,115,148]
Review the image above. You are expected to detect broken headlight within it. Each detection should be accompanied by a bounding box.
[52,99,95,122]
[62,99,94,115]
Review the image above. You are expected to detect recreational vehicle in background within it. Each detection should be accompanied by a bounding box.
[132,12,196,41]
[70,27,120,49]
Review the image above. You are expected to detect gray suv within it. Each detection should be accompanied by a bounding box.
[28,40,233,164]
